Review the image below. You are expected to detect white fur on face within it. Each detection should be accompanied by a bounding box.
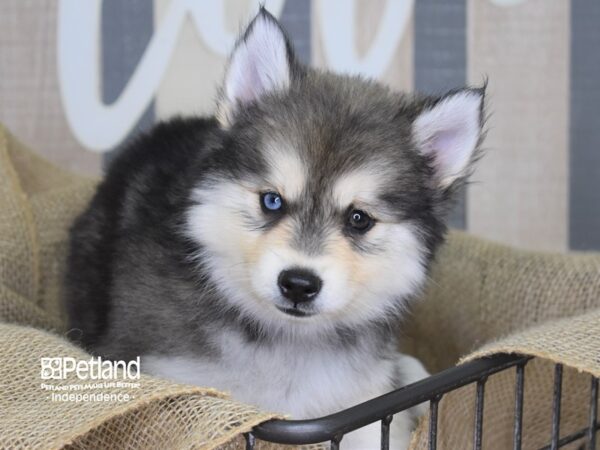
[185,145,311,334]
[185,155,427,335]
[250,221,426,323]
[413,90,483,188]
[333,169,383,209]
[218,13,291,127]
[263,142,307,200]
[331,167,397,219]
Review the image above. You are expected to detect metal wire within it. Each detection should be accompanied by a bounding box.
[330,434,342,450]
[381,414,393,450]
[550,364,564,450]
[473,377,487,450]
[244,432,255,450]
[537,423,600,450]
[247,355,596,450]
[513,361,527,450]
[429,395,442,450]
[589,376,598,450]
[253,354,529,445]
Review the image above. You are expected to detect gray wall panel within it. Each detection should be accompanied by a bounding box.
[279,0,311,65]
[570,0,600,250]
[414,0,467,229]
[102,0,154,165]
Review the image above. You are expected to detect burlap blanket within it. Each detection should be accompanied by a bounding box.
[0,123,598,449]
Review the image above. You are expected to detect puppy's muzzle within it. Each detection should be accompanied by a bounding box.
[277,268,322,304]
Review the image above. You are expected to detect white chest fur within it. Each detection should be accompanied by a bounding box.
[142,329,427,448]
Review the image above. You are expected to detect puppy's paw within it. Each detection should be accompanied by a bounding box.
[397,353,430,420]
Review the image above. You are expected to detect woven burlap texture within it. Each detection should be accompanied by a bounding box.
[0,122,598,449]
[403,231,600,449]
[0,125,287,450]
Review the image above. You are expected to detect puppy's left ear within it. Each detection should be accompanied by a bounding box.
[217,9,296,127]
[412,88,485,190]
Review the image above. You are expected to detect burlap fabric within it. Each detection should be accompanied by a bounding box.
[0,125,285,450]
[404,233,600,449]
[0,123,598,449]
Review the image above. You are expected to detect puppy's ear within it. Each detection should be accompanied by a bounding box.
[217,9,295,127]
[412,88,485,190]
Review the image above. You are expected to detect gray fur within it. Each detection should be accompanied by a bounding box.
[65,9,485,444]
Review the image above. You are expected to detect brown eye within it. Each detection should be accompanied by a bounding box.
[348,209,374,233]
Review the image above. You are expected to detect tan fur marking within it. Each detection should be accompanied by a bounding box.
[246,218,295,267]
[324,232,370,300]
[187,177,425,327]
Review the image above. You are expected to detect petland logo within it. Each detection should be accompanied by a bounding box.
[40,357,140,380]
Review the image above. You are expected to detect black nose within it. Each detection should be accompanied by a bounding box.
[278,269,322,303]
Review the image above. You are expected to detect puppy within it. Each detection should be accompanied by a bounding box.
[65,9,485,449]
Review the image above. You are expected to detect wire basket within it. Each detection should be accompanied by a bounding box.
[244,354,599,450]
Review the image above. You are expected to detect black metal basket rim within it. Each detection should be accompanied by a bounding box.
[252,353,532,445]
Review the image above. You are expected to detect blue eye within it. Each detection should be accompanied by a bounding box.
[261,192,283,213]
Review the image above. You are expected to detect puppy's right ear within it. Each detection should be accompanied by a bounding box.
[217,9,295,128]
